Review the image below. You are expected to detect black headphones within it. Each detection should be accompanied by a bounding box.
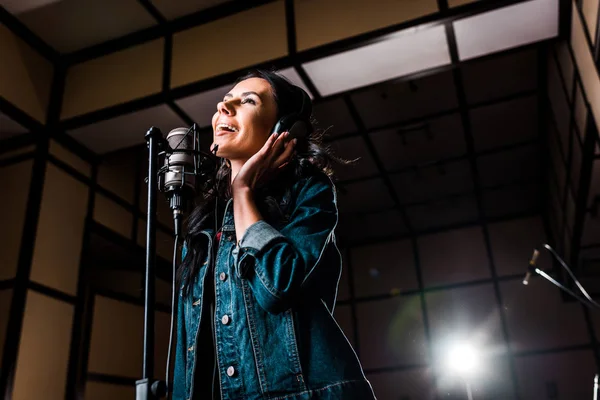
[271,86,312,141]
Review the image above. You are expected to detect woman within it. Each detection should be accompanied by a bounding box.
[173,70,376,400]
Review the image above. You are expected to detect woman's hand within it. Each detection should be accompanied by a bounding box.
[232,131,297,192]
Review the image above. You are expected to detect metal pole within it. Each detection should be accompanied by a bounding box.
[465,381,473,400]
[136,127,163,400]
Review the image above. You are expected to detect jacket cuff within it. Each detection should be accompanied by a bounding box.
[234,220,285,279]
[239,220,285,250]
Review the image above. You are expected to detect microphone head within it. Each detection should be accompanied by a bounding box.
[163,127,197,194]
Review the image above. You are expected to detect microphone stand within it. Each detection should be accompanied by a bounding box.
[523,245,600,399]
[136,127,166,400]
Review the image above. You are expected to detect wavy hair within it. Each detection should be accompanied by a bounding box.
[177,69,348,293]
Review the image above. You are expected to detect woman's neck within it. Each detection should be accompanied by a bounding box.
[229,159,246,185]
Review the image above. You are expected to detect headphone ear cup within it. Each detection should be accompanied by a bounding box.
[287,120,307,141]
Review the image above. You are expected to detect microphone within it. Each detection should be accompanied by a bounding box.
[160,125,216,237]
[522,249,539,285]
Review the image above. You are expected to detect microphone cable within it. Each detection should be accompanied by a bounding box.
[165,233,179,398]
[531,243,600,310]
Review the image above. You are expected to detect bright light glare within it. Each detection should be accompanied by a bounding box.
[446,342,480,376]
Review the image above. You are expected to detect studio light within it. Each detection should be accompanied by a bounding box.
[445,342,480,377]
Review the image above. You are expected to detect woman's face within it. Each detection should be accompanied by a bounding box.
[211,77,278,161]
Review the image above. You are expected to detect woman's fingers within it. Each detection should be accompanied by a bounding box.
[274,138,296,168]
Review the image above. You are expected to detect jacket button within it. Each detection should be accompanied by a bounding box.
[227,366,235,377]
[219,272,227,281]
[221,314,230,325]
[188,346,194,352]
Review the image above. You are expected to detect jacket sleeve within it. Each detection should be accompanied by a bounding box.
[234,174,338,314]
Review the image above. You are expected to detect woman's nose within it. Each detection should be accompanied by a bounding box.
[218,100,234,115]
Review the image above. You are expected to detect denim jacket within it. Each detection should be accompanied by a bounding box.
[173,172,376,400]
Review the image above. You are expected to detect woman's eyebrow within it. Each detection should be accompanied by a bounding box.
[222,91,261,100]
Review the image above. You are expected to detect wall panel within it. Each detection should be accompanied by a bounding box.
[295,0,438,51]
[0,288,13,364]
[417,227,490,287]
[500,280,588,351]
[88,295,143,377]
[366,368,433,400]
[171,1,287,87]
[30,163,89,296]
[488,216,548,277]
[516,350,596,399]
[98,149,137,204]
[49,139,92,178]
[62,39,164,119]
[0,24,52,122]
[85,382,135,400]
[351,239,417,298]
[426,284,506,359]
[356,295,428,369]
[94,193,133,239]
[12,291,74,400]
[571,1,600,134]
[0,160,33,280]
[333,304,355,349]
[582,0,599,45]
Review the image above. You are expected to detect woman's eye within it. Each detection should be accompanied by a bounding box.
[242,98,256,105]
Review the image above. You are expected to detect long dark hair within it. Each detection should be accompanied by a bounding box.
[177,69,347,293]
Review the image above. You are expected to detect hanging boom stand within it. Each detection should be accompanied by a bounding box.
[523,244,600,400]
[136,126,167,400]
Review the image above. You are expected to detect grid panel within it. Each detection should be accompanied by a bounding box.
[351,239,418,298]
[418,227,490,287]
[500,280,589,352]
[356,295,428,370]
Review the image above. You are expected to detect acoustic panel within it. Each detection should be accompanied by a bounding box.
[49,140,92,178]
[97,148,138,204]
[418,226,490,287]
[0,112,29,140]
[88,295,143,377]
[171,1,287,87]
[461,47,538,105]
[330,136,379,181]
[0,289,12,364]
[151,0,232,20]
[303,24,451,96]
[357,295,428,369]
[582,0,599,45]
[17,0,157,52]
[295,0,438,51]
[426,284,507,361]
[574,83,588,143]
[68,104,186,154]
[0,24,52,123]
[500,280,589,351]
[516,350,596,400]
[554,41,574,103]
[351,239,418,298]
[571,0,600,134]
[454,0,559,61]
[93,193,133,239]
[367,368,433,400]
[470,95,538,151]
[85,381,136,400]
[487,216,548,277]
[62,39,164,119]
[176,83,233,128]
[30,163,89,296]
[0,160,33,280]
[12,291,74,400]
